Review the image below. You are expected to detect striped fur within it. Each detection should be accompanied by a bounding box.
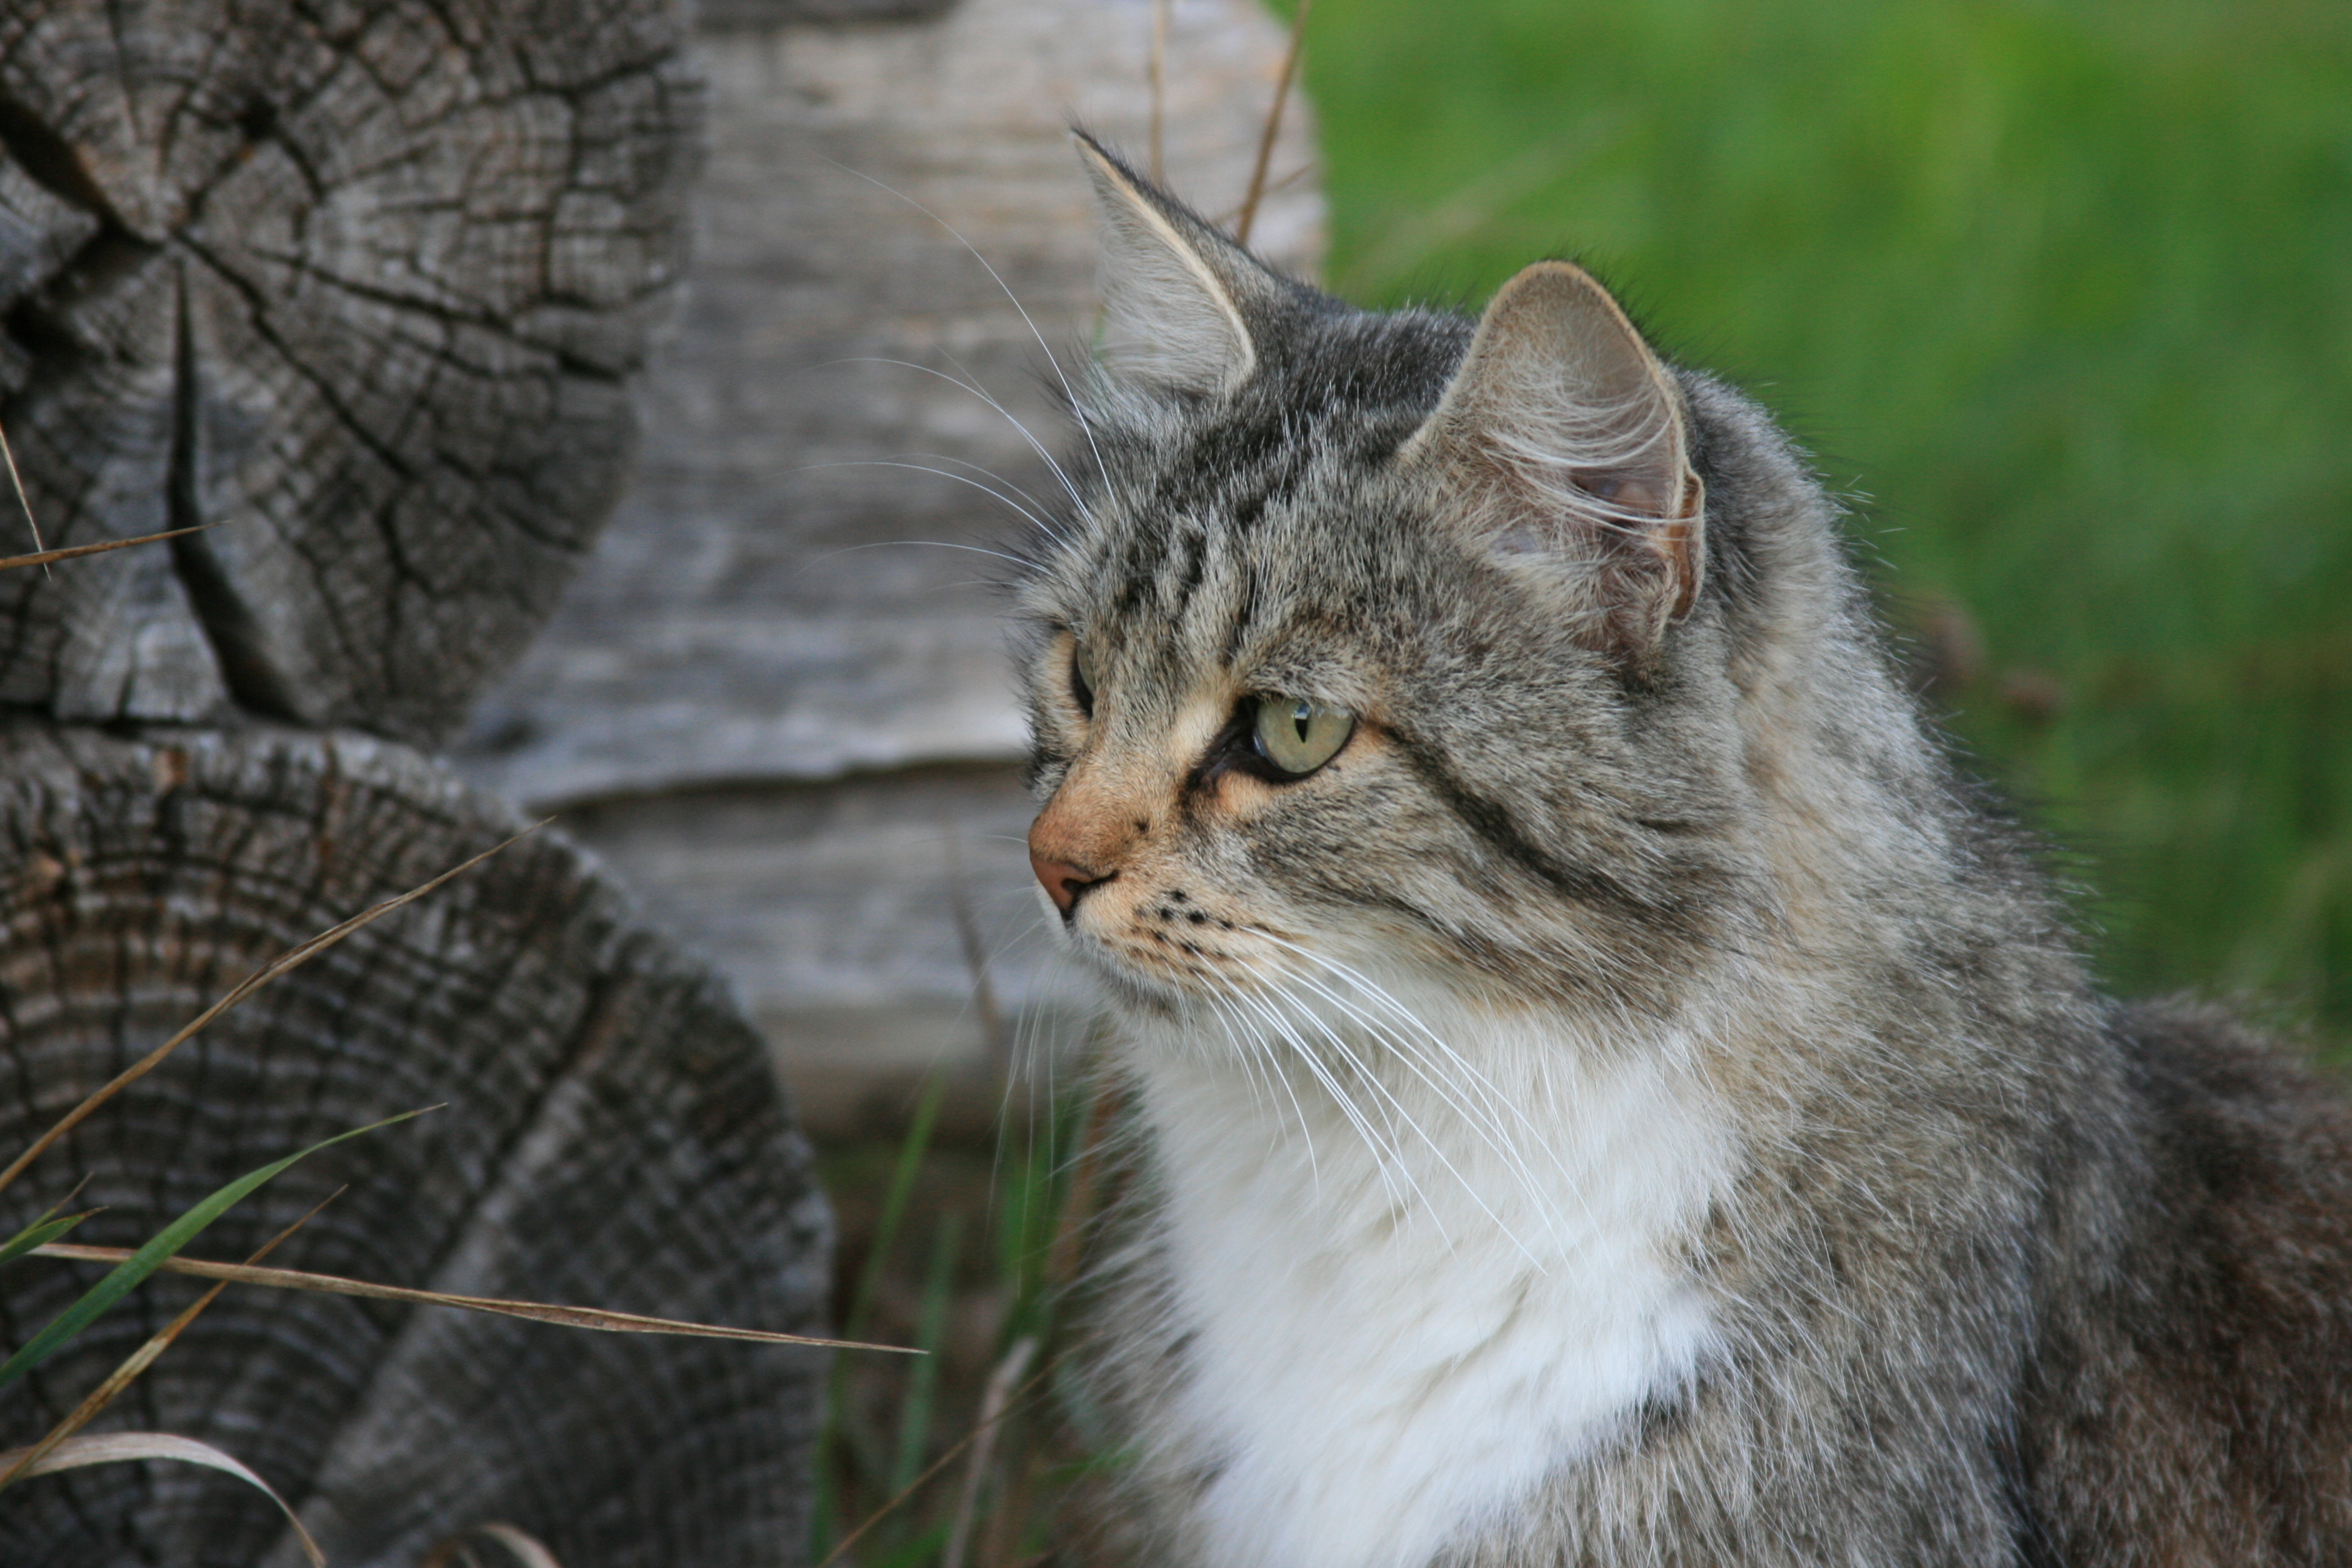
[1011,136,2352,1568]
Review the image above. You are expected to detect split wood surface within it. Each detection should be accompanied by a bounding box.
[0,0,699,743]
[0,724,834,1566]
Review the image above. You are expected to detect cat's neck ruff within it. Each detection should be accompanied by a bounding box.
[1125,986,1736,1568]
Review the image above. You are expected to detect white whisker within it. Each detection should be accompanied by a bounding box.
[1226,982,1435,1232]
[792,459,1057,538]
[1264,976,1548,1257]
[1246,935,1592,1232]
[822,355,1089,531]
[820,159,1113,495]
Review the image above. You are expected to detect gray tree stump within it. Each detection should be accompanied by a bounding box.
[0,0,700,743]
[0,722,831,1567]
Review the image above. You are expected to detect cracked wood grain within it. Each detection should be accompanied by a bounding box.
[0,720,832,1568]
[0,0,700,742]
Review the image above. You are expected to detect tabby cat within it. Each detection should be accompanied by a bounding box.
[1014,133,2352,1568]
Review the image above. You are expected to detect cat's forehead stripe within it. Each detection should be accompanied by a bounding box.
[1100,434,1324,664]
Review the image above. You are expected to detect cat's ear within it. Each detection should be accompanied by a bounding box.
[1074,129,1273,396]
[1403,261,1705,655]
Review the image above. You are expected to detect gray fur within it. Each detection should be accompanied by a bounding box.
[1013,136,2352,1567]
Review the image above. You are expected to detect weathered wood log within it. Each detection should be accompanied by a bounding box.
[0,720,831,1566]
[557,757,1089,1140]
[451,0,1323,1123]
[0,0,700,743]
[457,0,1322,806]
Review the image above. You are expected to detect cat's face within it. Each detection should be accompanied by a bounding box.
[1016,137,1748,1023]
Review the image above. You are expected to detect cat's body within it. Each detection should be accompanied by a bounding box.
[1015,136,2352,1567]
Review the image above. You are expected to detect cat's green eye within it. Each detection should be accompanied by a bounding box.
[1071,640,1099,713]
[1252,696,1354,776]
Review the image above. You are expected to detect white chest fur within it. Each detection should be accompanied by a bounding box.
[1129,1004,1733,1568]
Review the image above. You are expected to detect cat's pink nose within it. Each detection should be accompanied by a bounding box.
[1030,852,1111,917]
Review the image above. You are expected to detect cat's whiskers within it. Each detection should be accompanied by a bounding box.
[824,355,1091,535]
[1000,929,1080,1150]
[932,342,1098,534]
[1252,966,1560,1258]
[1220,981,1439,1231]
[893,449,1063,540]
[1203,988,1329,1194]
[1246,947,1573,1237]
[1197,994,1274,1120]
[1243,933,1538,1142]
[1246,950,1518,1149]
[1089,912,1561,1233]
[1200,988,1324,1189]
[1223,983,1414,1198]
[822,157,1114,495]
[794,459,1060,542]
[1235,965,1558,1253]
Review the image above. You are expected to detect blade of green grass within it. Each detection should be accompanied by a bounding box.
[0,1209,96,1268]
[889,1211,962,1500]
[814,1068,954,1558]
[0,1109,430,1390]
[844,1069,950,1345]
[868,1518,952,1568]
[0,1193,335,1495]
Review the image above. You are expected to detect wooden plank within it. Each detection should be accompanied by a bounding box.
[557,762,1094,1138]
[456,0,1323,807]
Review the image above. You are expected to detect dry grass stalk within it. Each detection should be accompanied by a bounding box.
[941,1334,1037,1568]
[0,822,547,1201]
[1235,0,1313,246]
[818,1363,1055,1568]
[1148,0,1171,182]
[0,1432,326,1565]
[0,524,213,573]
[1045,1065,1125,1289]
[0,1195,337,1494]
[33,1241,910,1353]
[420,1521,567,1568]
[0,417,47,575]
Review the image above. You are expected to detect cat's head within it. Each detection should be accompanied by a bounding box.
[1015,134,1863,1025]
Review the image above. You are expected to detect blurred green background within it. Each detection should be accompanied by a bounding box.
[1288,0,2352,1034]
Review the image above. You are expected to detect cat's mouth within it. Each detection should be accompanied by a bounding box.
[1062,892,1352,1011]
[1073,903,1264,996]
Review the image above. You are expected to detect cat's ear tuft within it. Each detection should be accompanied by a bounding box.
[1403,261,1705,656]
[1074,129,1272,396]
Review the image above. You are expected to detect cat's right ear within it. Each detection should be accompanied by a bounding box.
[1402,262,1705,658]
[1074,129,1272,396]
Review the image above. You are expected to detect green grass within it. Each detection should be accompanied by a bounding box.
[814,1092,1101,1567]
[1293,0,2352,1030]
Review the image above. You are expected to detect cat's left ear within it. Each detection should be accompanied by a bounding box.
[1403,261,1705,656]
[1073,129,1283,396]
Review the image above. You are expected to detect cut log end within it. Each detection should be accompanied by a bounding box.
[0,0,702,744]
[0,720,831,1567]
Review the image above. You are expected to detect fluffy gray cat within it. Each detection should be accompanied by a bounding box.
[1014,133,2352,1568]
